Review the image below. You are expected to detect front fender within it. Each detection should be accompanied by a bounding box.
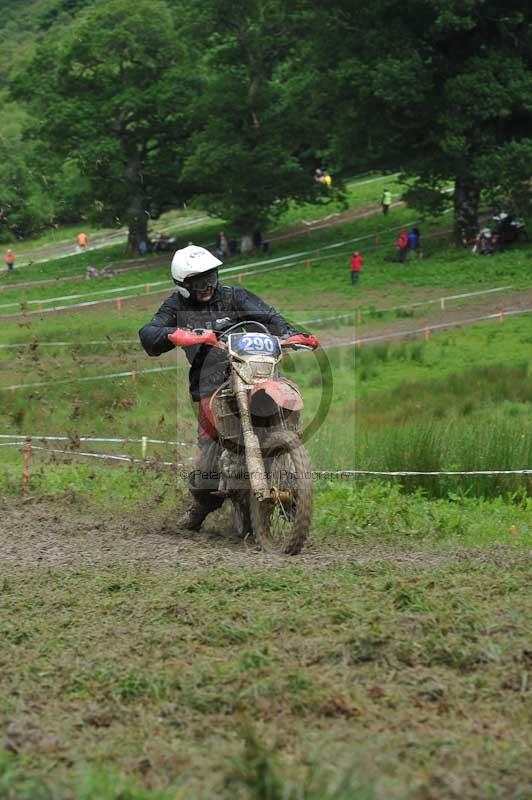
[249,379,303,412]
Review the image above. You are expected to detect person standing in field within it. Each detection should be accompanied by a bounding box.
[381,188,392,215]
[215,230,230,259]
[350,250,363,284]
[5,249,15,271]
[77,232,88,251]
[407,226,422,258]
[395,229,408,262]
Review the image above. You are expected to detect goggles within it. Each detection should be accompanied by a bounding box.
[183,268,218,292]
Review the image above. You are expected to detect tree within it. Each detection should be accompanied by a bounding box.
[306,1,532,241]
[13,0,194,253]
[0,102,55,242]
[179,0,324,252]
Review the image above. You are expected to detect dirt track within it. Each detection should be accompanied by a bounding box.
[0,496,383,572]
[2,496,530,576]
[321,287,532,349]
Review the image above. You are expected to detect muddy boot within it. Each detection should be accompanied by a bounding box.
[177,491,225,531]
[177,499,211,531]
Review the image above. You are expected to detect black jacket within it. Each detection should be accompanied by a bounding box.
[139,283,299,400]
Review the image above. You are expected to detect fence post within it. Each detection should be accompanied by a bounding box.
[142,436,148,459]
[116,297,122,310]
[440,297,445,310]
[23,437,32,496]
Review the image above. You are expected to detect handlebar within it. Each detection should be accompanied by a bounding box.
[167,328,319,351]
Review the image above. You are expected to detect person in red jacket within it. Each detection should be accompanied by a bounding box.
[395,229,408,262]
[350,250,363,284]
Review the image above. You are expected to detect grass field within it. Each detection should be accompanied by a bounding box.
[1,496,531,799]
[0,182,531,800]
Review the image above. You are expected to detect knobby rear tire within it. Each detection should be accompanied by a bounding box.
[250,431,313,556]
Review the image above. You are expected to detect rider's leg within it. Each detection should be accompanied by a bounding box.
[178,399,224,530]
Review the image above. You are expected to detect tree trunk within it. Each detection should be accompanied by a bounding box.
[124,151,148,256]
[240,233,254,254]
[453,177,480,245]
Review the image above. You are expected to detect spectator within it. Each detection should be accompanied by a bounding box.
[381,188,392,215]
[395,229,408,262]
[215,231,229,259]
[314,167,324,183]
[322,171,333,188]
[350,250,363,285]
[77,232,88,251]
[253,230,262,253]
[5,249,15,271]
[407,227,422,258]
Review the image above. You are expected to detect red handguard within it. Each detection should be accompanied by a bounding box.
[282,333,320,350]
[168,328,219,348]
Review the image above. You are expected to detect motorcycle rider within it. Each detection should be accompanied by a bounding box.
[139,244,315,531]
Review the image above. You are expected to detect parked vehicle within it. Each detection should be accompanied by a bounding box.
[169,321,318,555]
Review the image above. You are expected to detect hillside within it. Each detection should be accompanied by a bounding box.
[0,0,93,86]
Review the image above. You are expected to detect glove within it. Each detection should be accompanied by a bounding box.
[282,333,320,350]
[168,328,219,347]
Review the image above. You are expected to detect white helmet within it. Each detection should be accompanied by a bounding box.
[171,245,222,299]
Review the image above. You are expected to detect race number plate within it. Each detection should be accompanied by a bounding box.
[229,333,281,357]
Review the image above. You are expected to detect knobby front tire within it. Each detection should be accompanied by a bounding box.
[250,431,313,556]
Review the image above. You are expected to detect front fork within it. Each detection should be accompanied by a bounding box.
[233,374,270,501]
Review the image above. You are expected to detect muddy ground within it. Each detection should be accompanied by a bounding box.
[2,495,530,575]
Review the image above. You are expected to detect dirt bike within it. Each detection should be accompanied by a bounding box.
[492,213,529,245]
[169,322,319,555]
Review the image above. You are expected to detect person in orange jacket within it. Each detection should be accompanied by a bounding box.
[77,232,88,251]
[350,250,363,284]
[5,249,15,271]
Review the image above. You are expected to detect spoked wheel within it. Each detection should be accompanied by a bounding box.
[231,495,252,539]
[250,431,313,555]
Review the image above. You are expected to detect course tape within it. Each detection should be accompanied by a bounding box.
[315,469,532,477]
[2,303,531,390]
[334,306,532,348]
[0,278,515,338]
[0,364,177,392]
[0,215,211,272]
[0,339,138,349]
[0,218,423,318]
[28,445,182,467]
[0,279,170,310]
[297,285,512,325]
[9,441,531,477]
[0,434,193,446]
